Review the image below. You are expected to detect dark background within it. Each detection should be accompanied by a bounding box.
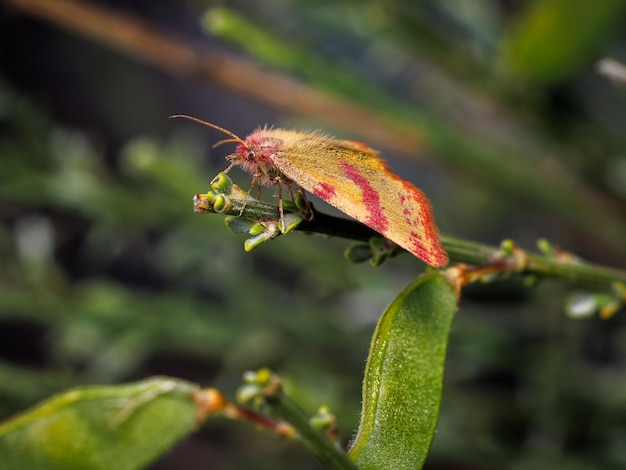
[1,0,626,468]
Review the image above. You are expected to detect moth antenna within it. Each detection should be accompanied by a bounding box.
[169,114,248,148]
[212,138,243,149]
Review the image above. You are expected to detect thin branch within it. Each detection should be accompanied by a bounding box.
[194,191,626,288]
[266,390,358,470]
[237,371,359,470]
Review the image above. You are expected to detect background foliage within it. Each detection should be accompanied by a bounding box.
[1,0,626,468]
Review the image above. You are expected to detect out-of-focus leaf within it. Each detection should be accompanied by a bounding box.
[0,377,201,470]
[500,0,626,83]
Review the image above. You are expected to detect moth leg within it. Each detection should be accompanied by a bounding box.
[222,162,235,174]
[277,183,286,232]
[298,187,314,221]
[210,162,235,185]
[239,173,260,216]
[284,185,310,220]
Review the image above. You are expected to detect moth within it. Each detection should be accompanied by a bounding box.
[173,115,447,267]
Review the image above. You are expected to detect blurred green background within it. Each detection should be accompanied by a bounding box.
[1,1,626,469]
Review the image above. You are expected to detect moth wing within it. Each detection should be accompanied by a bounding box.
[269,136,447,267]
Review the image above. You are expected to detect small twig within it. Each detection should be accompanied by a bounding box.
[240,371,358,470]
[194,191,626,288]
[193,370,357,469]
[193,387,296,438]
[264,391,357,469]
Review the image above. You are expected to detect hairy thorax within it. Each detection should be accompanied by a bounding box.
[228,131,299,187]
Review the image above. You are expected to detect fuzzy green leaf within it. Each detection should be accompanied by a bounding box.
[348,273,457,469]
[0,377,200,470]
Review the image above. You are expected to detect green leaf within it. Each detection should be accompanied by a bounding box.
[500,0,626,83]
[348,272,458,469]
[0,377,201,470]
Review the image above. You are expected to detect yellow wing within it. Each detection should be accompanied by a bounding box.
[267,131,447,267]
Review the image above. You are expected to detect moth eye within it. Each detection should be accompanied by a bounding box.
[246,150,255,160]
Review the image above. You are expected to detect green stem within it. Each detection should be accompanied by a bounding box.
[194,194,626,288]
[523,252,626,287]
[266,391,359,470]
[438,234,626,287]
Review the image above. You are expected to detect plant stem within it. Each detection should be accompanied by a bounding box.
[195,193,626,288]
[265,390,359,470]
